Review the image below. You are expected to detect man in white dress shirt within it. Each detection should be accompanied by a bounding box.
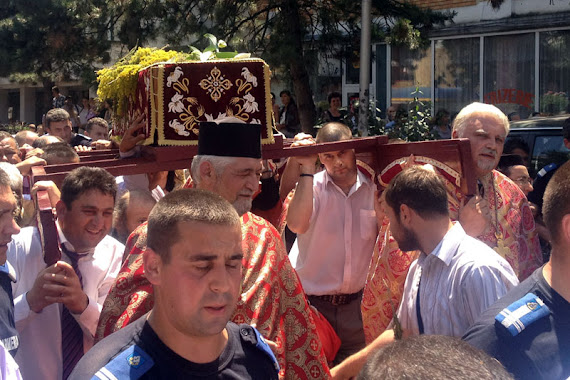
[286,122,378,361]
[331,166,519,379]
[8,167,124,379]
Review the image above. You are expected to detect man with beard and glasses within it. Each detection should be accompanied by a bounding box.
[330,166,519,379]
[96,120,330,379]
[70,189,279,379]
[361,102,542,345]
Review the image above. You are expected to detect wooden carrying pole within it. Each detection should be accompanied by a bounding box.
[31,136,476,265]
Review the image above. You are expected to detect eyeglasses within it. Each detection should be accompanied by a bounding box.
[514,176,532,185]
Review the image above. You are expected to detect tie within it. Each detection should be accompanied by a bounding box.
[416,270,424,335]
[60,245,88,379]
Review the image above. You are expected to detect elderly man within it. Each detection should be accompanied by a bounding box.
[463,160,570,380]
[361,102,542,343]
[71,189,279,379]
[331,166,518,379]
[8,167,125,379]
[96,121,330,379]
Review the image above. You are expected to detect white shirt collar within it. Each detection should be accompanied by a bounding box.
[426,222,464,266]
[323,168,372,195]
[56,220,95,255]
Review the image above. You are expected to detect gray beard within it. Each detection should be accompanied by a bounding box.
[232,198,252,216]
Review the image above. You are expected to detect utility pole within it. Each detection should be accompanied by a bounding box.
[358,0,372,137]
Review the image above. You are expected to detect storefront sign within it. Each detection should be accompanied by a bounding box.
[483,89,534,109]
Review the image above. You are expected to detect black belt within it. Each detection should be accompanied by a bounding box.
[309,291,362,306]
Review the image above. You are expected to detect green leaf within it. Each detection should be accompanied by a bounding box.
[189,46,201,53]
[204,33,217,47]
[215,51,238,59]
[203,45,216,53]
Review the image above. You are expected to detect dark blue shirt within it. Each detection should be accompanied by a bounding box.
[0,262,18,357]
[70,316,279,379]
[463,267,570,380]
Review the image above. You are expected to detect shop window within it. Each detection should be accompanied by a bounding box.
[539,30,570,115]
[390,46,431,106]
[434,38,480,117]
[483,33,535,119]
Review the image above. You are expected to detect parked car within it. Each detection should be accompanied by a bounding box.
[507,115,569,175]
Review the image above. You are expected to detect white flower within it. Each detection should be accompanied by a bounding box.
[250,118,261,125]
[241,67,258,87]
[168,93,185,113]
[169,119,190,136]
[205,112,227,122]
[243,93,259,113]
[166,67,184,87]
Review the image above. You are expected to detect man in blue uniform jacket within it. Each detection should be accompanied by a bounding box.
[463,160,570,380]
[70,189,279,379]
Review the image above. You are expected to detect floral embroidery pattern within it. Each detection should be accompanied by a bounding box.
[199,66,233,102]
[168,93,185,113]
[166,64,262,135]
[169,119,190,136]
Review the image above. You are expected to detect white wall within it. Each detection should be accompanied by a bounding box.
[449,0,570,25]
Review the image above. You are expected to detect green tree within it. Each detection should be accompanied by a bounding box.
[0,1,116,109]
[0,0,454,129]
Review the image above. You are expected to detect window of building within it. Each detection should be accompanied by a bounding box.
[390,45,431,106]
[539,30,570,115]
[434,38,480,117]
[483,33,535,119]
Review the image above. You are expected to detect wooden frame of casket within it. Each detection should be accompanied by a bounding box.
[31,135,476,266]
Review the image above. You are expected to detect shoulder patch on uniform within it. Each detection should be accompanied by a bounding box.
[92,344,154,380]
[243,326,280,373]
[537,163,558,178]
[494,293,550,337]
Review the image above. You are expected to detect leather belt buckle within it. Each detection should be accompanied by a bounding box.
[330,294,347,306]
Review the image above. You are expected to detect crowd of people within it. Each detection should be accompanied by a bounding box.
[0,99,567,380]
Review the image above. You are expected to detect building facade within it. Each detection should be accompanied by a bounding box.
[341,0,570,119]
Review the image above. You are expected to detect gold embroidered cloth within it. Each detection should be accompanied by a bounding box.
[134,59,273,146]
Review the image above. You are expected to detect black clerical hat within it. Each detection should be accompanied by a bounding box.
[198,122,262,159]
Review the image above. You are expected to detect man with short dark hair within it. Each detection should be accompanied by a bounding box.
[331,166,518,379]
[97,121,330,379]
[8,167,124,379]
[464,160,570,380]
[84,117,109,141]
[71,189,279,379]
[45,108,91,148]
[286,122,377,361]
[52,86,66,109]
